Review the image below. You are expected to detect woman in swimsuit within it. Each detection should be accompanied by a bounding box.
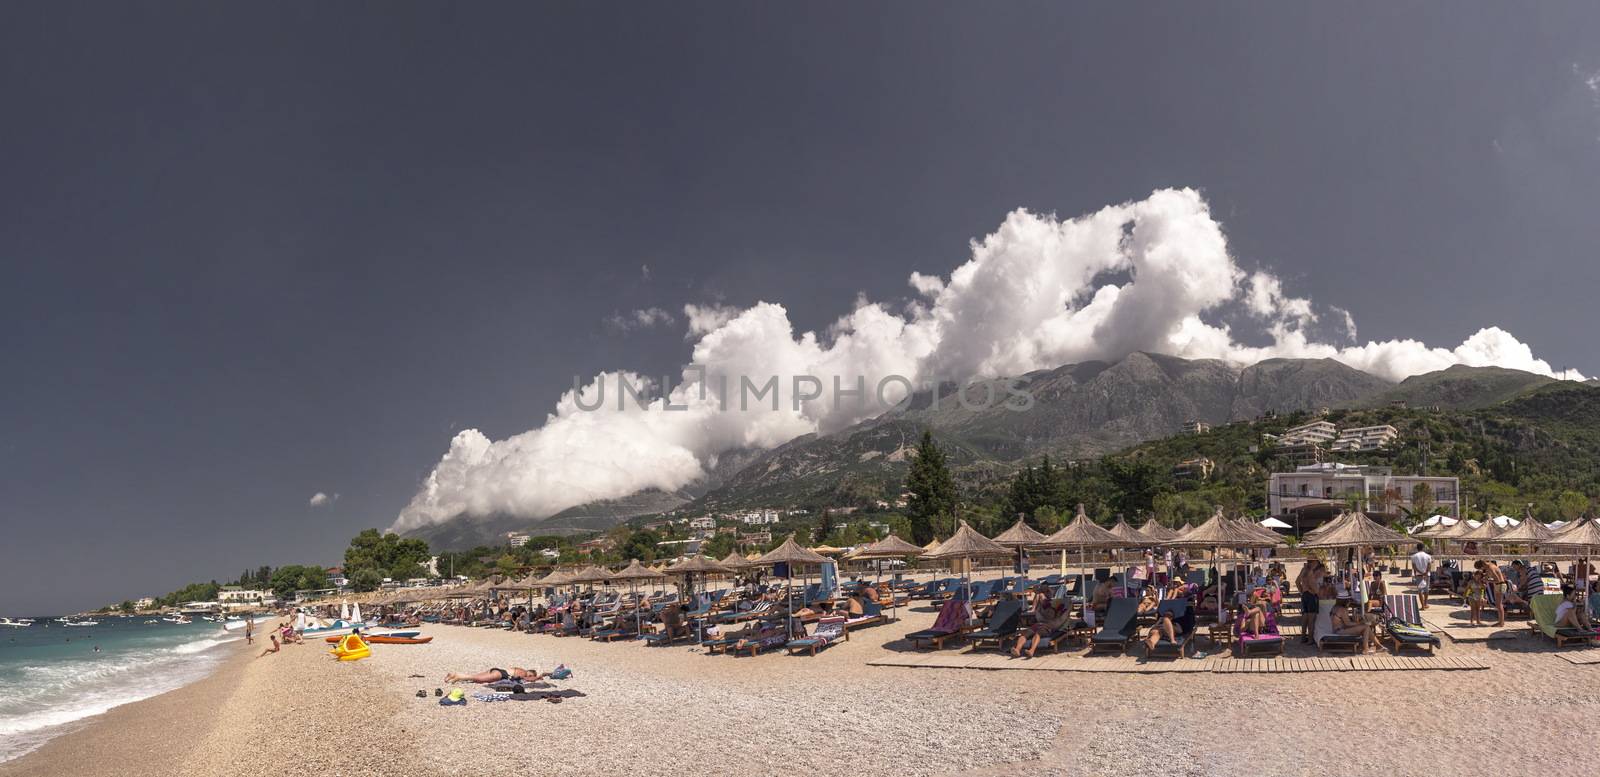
[445,666,544,684]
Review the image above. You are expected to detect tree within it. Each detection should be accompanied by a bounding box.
[495,553,520,576]
[904,430,956,544]
[1103,458,1167,518]
[703,533,736,559]
[814,509,835,544]
[343,529,431,581]
[348,567,383,592]
[1558,490,1590,522]
[619,529,660,563]
[118,600,135,614]
[1406,482,1436,528]
[268,565,330,597]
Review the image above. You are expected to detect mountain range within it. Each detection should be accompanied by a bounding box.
[401,353,1571,547]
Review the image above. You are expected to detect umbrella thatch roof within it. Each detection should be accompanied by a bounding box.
[1033,505,1125,550]
[923,520,1012,560]
[1174,522,1195,538]
[756,535,831,566]
[609,559,668,582]
[809,545,845,555]
[991,518,1048,548]
[1427,518,1478,540]
[1298,511,1409,549]
[665,554,735,575]
[1106,517,1149,546]
[1454,519,1505,543]
[718,551,754,570]
[537,568,574,586]
[1544,518,1600,549]
[568,565,614,584]
[1168,509,1281,549]
[1138,519,1180,543]
[1491,518,1556,545]
[1230,516,1289,547]
[850,534,928,560]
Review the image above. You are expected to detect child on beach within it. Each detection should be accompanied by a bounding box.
[257,634,280,658]
[1465,572,1487,626]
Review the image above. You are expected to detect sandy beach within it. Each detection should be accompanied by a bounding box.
[5,596,1600,777]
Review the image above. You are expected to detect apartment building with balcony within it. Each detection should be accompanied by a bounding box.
[1267,463,1459,529]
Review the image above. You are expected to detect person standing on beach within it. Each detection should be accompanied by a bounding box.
[244,617,254,645]
[1295,559,1323,644]
[1409,543,1433,610]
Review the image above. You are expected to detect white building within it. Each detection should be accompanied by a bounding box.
[1267,463,1459,527]
[1279,420,1337,446]
[134,597,156,610]
[538,548,560,559]
[506,532,531,547]
[688,516,716,531]
[1181,420,1212,435]
[1329,424,1400,452]
[737,509,781,525]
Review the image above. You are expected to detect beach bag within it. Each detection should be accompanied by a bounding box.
[549,665,572,680]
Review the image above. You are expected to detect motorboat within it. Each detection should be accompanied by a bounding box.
[162,614,192,624]
[0,617,33,628]
[62,619,98,627]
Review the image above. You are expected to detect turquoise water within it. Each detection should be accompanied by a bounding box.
[0,615,248,762]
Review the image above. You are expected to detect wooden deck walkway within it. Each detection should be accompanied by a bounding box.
[867,651,1487,674]
[1555,651,1600,665]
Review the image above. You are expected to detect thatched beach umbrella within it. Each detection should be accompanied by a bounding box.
[1544,518,1600,600]
[1138,518,1180,544]
[1454,518,1505,554]
[992,518,1048,574]
[610,559,668,633]
[1299,511,1409,604]
[848,534,927,621]
[1494,516,1556,546]
[1168,509,1281,611]
[924,520,1013,605]
[1031,505,1126,601]
[755,536,831,638]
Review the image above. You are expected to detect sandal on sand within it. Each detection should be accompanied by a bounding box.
[434,688,443,697]
[416,690,426,698]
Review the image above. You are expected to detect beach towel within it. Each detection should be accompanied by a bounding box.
[930,598,970,633]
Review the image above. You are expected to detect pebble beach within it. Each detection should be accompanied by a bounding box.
[5,595,1600,777]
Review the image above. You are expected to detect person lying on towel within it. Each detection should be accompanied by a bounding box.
[446,666,546,684]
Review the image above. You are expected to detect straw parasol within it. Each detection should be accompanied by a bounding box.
[665,555,734,575]
[718,550,753,571]
[1031,505,1126,599]
[922,520,1013,605]
[1538,518,1600,600]
[1106,517,1149,546]
[1168,509,1281,604]
[1138,518,1180,544]
[1491,517,1556,546]
[1298,511,1408,550]
[755,536,832,638]
[610,559,668,633]
[1174,522,1195,539]
[809,545,845,555]
[990,518,1048,576]
[1453,518,1505,549]
[849,534,927,621]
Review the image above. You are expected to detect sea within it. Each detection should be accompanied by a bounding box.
[0,615,243,763]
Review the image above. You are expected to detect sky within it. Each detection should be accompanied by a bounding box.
[3,3,1599,614]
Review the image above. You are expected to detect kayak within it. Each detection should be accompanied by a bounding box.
[324,631,421,643]
[363,635,432,645]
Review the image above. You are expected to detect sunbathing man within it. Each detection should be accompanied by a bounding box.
[445,666,546,684]
[1136,586,1160,618]
[1011,592,1071,658]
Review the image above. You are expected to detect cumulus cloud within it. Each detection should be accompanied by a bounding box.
[309,492,337,507]
[604,307,675,332]
[392,187,1581,533]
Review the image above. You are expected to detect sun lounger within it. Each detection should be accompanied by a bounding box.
[1381,594,1440,655]
[1089,597,1140,655]
[905,599,973,649]
[1529,594,1599,648]
[786,616,848,656]
[1313,600,1364,655]
[1145,599,1194,660]
[843,600,886,632]
[966,599,1027,651]
[1233,607,1284,658]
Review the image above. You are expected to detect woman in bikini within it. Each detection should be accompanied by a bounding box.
[446,666,545,684]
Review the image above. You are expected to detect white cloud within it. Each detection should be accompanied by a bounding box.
[604,307,675,332]
[392,187,1582,533]
[309,492,337,507]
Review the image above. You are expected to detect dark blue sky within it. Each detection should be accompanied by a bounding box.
[4,3,1598,613]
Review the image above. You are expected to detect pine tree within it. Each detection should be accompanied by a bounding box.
[904,430,957,544]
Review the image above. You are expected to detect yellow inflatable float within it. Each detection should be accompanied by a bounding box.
[330,633,371,661]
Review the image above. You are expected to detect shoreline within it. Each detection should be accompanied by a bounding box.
[0,633,254,777]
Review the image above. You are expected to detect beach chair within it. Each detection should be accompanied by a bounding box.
[966,599,1027,651]
[1529,594,1599,648]
[1381,594,1441,655]
[1089,597,1140,655]
[843,600,886,632]
[1312,601,1364,655]
[1232,606,1285,658]
[786,616,847,656]
[1145,599,1194,660]
[906,599,972,650]
[731,623,790,657]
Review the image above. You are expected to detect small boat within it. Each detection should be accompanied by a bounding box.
[62,619,98,627]
[144,619,159,624]
[0,617,33,628]
[162,614,192,624]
